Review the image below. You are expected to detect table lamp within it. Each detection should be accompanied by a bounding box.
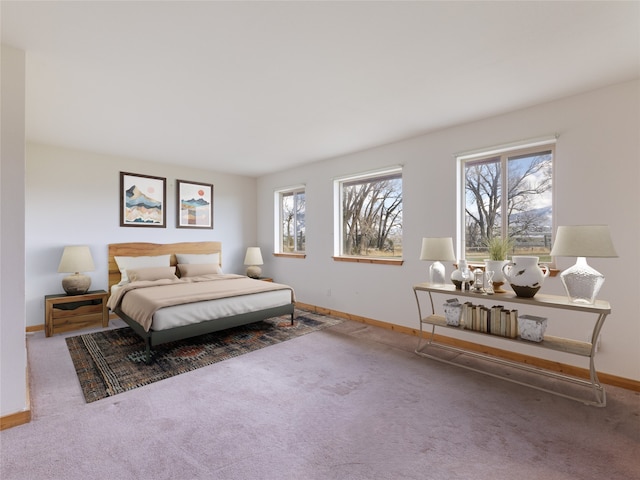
[244,247,264,279]
[550,225,617,304]
[58,245,95,295]
[420,237,456,286]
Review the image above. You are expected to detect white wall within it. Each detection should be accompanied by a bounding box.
[257,80,640,381]
[25,144,258,328]
[1,45,28,417]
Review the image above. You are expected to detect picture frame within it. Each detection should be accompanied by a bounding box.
[120,172,167,228]
[176,179,214,229]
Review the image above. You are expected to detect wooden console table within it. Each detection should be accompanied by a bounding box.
[413,283,611,407]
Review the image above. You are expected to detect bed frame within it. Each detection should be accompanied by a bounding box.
[108,241,295,363]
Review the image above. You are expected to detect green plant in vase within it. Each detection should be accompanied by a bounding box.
[485,236,513,261]
[483,236,513,293]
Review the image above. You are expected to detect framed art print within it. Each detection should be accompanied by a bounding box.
[120,172,166,227]
[176,179,214,229]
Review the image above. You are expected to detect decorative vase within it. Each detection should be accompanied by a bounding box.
[484,259,508,293]
[502,256,550,298]
[450,260,472,290]
[443,299,463,326]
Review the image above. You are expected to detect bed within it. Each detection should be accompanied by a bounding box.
[107,241,295,363]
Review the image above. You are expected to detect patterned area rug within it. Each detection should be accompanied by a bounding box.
[66,311,342,403]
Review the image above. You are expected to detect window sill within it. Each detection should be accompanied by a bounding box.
[273,253,306,259]
[466,262,559,277]
[332,256,404,266]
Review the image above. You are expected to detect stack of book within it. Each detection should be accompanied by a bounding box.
[461,303,518,339]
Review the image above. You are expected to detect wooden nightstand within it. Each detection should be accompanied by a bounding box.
[258,277,273,282]
[44,290,109,337]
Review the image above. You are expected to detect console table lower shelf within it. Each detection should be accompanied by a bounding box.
[413,283,610,407]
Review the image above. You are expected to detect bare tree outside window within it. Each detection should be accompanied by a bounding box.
[339,171,402,258]
[279,189,305,253]
[463,147,553,262]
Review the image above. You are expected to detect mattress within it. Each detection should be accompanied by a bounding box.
[111,284,292,331]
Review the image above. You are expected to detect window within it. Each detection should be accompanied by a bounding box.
[334,167,403,259]
[459,140,555,263]
[276,186,305,254]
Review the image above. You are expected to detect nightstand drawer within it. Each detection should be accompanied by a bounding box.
[51,300,103,319]
[51,311,104,334]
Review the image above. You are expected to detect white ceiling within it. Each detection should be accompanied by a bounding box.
[2,1,639,177]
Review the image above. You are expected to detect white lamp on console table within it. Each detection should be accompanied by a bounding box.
[58,245,95,295]
[550,225,618,304]
[420,237,456,286]
[244,247,264,279]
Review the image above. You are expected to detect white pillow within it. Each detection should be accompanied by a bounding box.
[114,254,171,285]
[175,253,220,265]
[177,263,222,277]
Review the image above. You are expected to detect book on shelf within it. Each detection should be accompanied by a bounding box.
[460,302,518,339]
[510,309,518,338]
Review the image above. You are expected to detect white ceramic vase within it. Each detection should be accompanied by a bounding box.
[502,256,549,298]
[484,259,508,284]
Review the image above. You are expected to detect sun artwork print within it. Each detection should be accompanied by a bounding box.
[179,180,212,228]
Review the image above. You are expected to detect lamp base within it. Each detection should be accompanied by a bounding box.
[560,257,604,305]
[62,273,91,295]
[246,265,262,279]
[429,261,446,286]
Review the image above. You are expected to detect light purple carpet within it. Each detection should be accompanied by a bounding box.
[1,316,639,479]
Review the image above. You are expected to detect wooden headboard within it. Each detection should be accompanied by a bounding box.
[108,241,222,293]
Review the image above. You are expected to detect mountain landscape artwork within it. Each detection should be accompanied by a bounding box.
[177,180,213,229]
[120,172,166,227]
[125,185,162,223]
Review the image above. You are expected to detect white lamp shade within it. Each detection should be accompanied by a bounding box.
[244,247,264,266]
[419,237,456,262]
[550,225,618,258]
[58,245,95,273]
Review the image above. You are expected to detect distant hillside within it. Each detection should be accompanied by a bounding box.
[126,185,162,209]
[181,197,210,207]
